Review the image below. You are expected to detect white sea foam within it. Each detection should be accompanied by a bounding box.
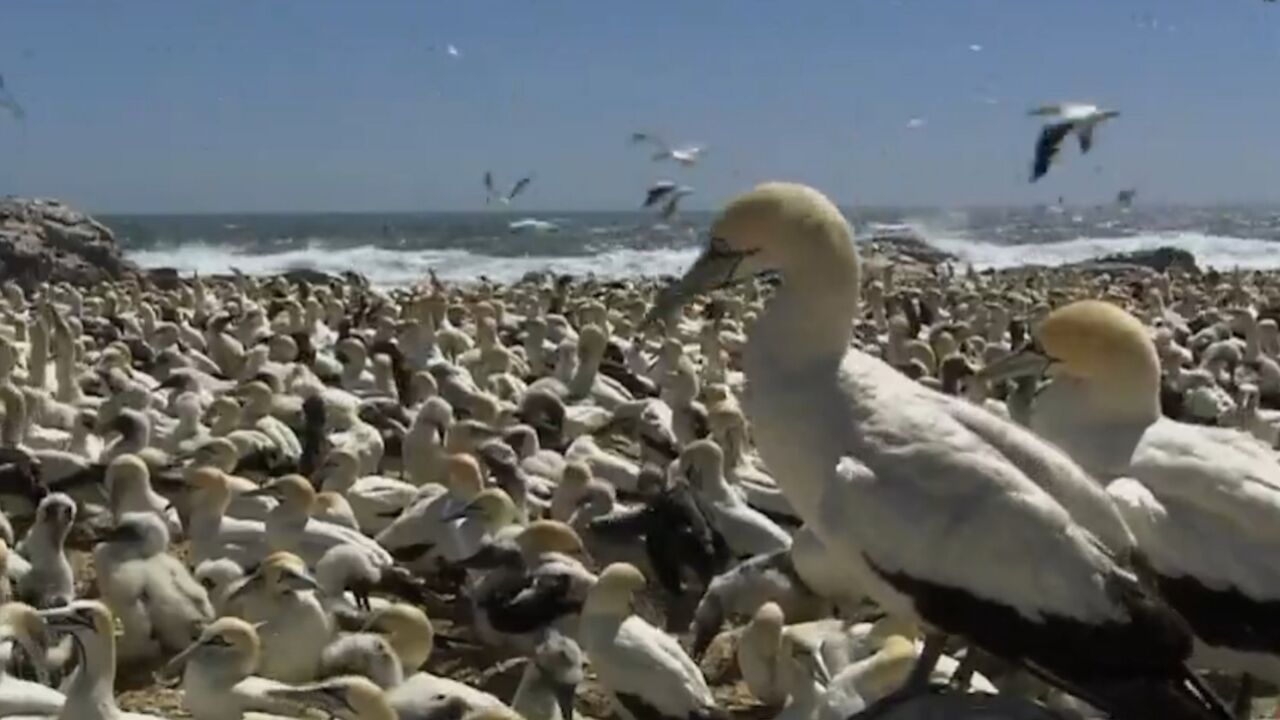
[127,243,702,285]
[926,231,1280,270]
[126,229,1280,287]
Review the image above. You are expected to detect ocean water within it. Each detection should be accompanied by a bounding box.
[111,205,1280,286]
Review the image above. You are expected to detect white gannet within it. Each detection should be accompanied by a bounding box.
[161,617,306,720]
[104,453,182,537]
[0,74,24,122]
[40,600,167,720]
[677,439,791,558]
[577,563,721,720]
[644,181,696,221]
[93,512,212,665]
[361,603,434,675]
[0,602,64,716]
[15,493,76,608]
[226,551,333,682]
[510,218,560,234]
[475,521,595,651]
[980,299,1280,711]
[512,629,586,720]
[485,171,534,206]
[194,557,246,616]
[247,474,392,568]
[318,630,403,690]
[1028,103,1119,182]
[689,547,832,658]
[375,453,491,567]
[316,446,417,535]
[645,182,1227,720]
[261,674,397,720]
[630,132,706,166]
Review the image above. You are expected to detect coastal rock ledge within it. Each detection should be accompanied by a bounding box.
[0,197,136,290]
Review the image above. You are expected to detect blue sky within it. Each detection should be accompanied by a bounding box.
[1,1,1278,213]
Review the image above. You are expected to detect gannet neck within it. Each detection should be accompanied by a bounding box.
[749,278,857,376]
[0,385,24,447]
[1030,379,1151,480]
[67,625,118,711]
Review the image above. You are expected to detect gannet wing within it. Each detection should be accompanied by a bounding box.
[483,171,496,203]
[0,75,23,121]
[1030,122,1074,182]
[507,175,533,202]
[644,181,677,208]
[660,194,683,220]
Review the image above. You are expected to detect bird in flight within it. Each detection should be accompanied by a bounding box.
[484,172,533,205]
[630,132,705,166]
[1116,188,1137,208]
[1028,103,1119,182]
[642,181,694,220]
[0,74,25,121]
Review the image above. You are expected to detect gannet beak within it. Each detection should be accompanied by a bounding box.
[243,485,280,499]
[37,606,88,632]
[554,680,578,720]
[283,568,321,592]
[795,645,832,686]
[643,242,754,329]
[158,636,202,679]
[264,683,350,717]
[976,347,1053,385]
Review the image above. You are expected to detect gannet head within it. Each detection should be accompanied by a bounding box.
[577,325,608,362]
[247,474,316,513]
[185,466,234,513]
[316,448,361,491]
[264,675,395,720]
[208,396,242,427]
[106,453,152,511]
[235,380,274,409]
[34,493,76,538]
[560,461,592,490]
[679,439,725,490]
[449,488,518,531]
[742,601,786,656]
[191,437,239,473]
[646,183,857,327]
[410,370,438,402]
[40,600,114,645]
[515,520,585,558]
[533,629,585,720]
[839,635,919,706]
[585,562,646,616]
[444,454,485,502]
[100,512,170,557]
[779,630,832,688]
[363,603,434,671]
[237,551,318,599]
[195,558,245,613]
[980,299,1160,421]
[0,602,51,667]
[161,616,261,681]
[336,337,369,368]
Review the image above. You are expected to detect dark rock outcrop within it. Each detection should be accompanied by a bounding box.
[0,197,136,290]
[1090,246,1199,274]
[864,230,958,267]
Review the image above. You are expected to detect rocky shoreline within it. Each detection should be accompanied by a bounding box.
[0,198,1215,291]
[0,197,137,290]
